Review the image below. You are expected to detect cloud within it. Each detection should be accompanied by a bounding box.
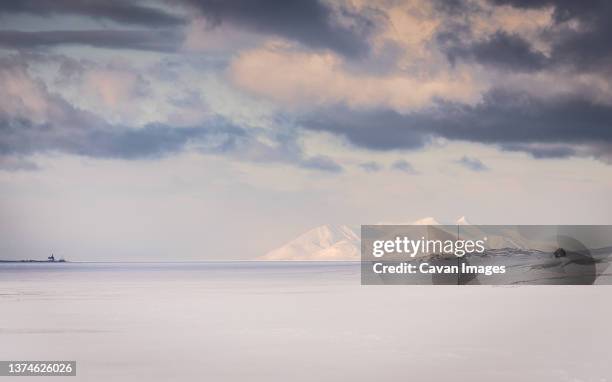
[228,128,343,173]
[301,155,343,173]
[502,0,612,71]
[456,156,488,171]
[297,89,612,163]
[391,159,418,174]
[80,65,151,119]
[358,161,382,172]
[2,0,611,168]
[0,59,343,172]
[0,117,245,160]
[440,0,612,74]
[430,90,612,146]
[182,0,380,57]
[443,31,549,72]
[0,112,343,171]
[300,106,429,150]
[501,143,576,158]
[0,29,182,52]
[230,45,481,111]
[0,57,58,124]
[0,0,186,27]
[182,17,261,53]
[88,67,148,100]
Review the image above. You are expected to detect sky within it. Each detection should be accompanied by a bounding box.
[1,0,611,260]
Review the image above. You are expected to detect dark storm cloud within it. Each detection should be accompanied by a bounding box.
[0,29,181,52]
[298,89,612,162]
[0,117,246,160]
[432,0,480,16]
[0,0,379,57]
[488,0,601,20]
[443,31,548,72]
[0,0,185,27]
[501,144,576,159]
[183,0,379,57]
[0,116,345,172]
[431,90,612,145]
[492,0,612,70]
[440,0,612,73]
[301,108,430,150]
[456,156,488,171]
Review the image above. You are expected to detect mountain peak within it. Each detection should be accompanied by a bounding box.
[259,224,360,261]
[412,217,440,225]
[259,218,475,261]
[456,216,471,225]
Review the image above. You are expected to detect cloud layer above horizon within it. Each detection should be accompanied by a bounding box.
[1,0,611,169]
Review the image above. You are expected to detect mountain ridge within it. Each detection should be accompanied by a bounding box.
[259,217,470,261]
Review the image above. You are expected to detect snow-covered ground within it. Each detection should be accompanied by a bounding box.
[1,262,611,381]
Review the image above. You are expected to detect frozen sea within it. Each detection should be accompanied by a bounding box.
[1,261,611,382]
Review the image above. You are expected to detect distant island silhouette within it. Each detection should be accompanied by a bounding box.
[0,254,67,263]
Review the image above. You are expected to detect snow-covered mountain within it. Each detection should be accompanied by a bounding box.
[260,218,608,261]
[456,216,471,225]
[259,225,360,261]
[412,217,441,225]
[260,217,449,260]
